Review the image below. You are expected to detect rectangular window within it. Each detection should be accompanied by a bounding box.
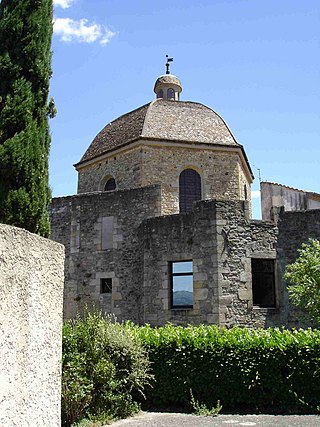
[101,216,114,250]
[100,278,112,294]
[251,259,276,308]
[170,260,193,309]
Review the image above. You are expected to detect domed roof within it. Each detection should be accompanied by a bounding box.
[76,99,246,168]
[154,74,182,92]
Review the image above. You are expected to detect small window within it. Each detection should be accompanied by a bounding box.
[244,184,248,200]
[170,261,193,309]
[167,88,175,100]
[251,259,276,308]
[100,278,112,294]
[104,178,116,192]
[157,89,164,99]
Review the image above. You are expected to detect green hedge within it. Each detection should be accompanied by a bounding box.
[137,324,320,413]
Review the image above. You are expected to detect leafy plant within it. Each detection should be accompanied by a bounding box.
[138,324,320,413]
[62,311,152,426]
[284,238,320,325]
[190,389,222,416]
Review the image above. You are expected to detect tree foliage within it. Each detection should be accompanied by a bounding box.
[62,311,152,426]
[284,238,320,325]
[0,0,54,236]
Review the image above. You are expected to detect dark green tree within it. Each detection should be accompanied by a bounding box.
[0,0,54,237]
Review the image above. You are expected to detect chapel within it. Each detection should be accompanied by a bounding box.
[50,60,320,327]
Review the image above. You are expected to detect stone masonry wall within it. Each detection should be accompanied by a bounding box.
[0,224,64,427]
[77,147,143,194]
[50,185,161,321]
[140,145,252,215]
[140,200,279,327]
[276,208,320,327]
[77,142,252,217]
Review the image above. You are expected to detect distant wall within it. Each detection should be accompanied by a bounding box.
[261,181,320,222]
[0,224,64,427]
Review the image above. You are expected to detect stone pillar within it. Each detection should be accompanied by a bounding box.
[0,224,64,427]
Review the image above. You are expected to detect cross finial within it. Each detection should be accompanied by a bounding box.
[165,55,173,74]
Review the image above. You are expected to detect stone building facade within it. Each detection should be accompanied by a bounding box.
[50,68,320,327]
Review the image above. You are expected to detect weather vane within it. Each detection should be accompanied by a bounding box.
[165,55,173,74]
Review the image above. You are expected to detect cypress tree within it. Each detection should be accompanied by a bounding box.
[0,0,54,237]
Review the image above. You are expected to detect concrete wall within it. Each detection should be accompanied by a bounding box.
[0,224,64,427]
[261,181,320,222]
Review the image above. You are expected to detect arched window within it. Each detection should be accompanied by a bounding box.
[179,169,201,213]
[157,89,164,99]
[167,88,175,100]
[104,177,116,192]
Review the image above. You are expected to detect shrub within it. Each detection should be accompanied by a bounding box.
[284,238,320,325]
[62,311,152,426]
[138,324,320,414]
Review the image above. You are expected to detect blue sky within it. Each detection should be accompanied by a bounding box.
[50,0,320,218]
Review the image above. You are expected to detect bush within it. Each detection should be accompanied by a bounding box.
[138,324,320,414]
[284,238,320,325]
[62,311,152,426]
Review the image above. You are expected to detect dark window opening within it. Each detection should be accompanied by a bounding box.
[244,184,248,200]
[251,259,276,308]
[179,169,201,213]
[104,177,116,191]
[100,278,112,294]
[157,89,164,98]
[167,88,175,99]
[170,260,193,309]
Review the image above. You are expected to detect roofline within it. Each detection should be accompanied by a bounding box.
[261,181,320,198]
[74,137,254,182]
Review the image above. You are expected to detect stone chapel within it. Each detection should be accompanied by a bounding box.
[50,63,320,328]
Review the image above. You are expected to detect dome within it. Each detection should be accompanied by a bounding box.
[154,74,182,101]
[76,99,248,168]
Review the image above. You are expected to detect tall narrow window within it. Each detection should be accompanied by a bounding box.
[104,177,116,191]
[170,261,193,309]
[251,259,276,308]
[167,88,175,100]
[157,89,164,99]
[179,169,201,213]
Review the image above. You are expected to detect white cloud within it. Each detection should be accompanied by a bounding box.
[251,190,261,199]
[53,18,115,45]
[53,0,75,9]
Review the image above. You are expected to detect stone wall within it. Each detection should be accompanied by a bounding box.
[77,142,252,216]
[276,208,320,327]
[77,147,143,194]
[0,224,64,427]
[140,200,279,327]
[50,185,161,321]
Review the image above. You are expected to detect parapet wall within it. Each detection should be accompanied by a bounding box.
[0,224,64,427]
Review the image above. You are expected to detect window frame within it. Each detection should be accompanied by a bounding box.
[251,258,276,308]
[170,260,193,309]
